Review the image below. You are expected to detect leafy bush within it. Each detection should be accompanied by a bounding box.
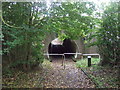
[2,2,47,70]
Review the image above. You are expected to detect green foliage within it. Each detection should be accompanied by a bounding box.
[89,74,106,88]
[76,57,119,88]
[43,2,96,40]
[2,67,14,77]
[2,2,119,71]
[85,2,119,65]
[87,65,119,88]
[2,2,47,70]
[97,2,119,65]
[76,58,100,68]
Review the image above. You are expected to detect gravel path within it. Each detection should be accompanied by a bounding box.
[42,58,95,88]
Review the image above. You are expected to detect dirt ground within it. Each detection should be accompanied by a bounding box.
[3,58,119,88]
[42,58,95,88]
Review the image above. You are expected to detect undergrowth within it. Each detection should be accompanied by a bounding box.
[76,58,119,88]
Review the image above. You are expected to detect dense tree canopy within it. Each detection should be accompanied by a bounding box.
[43,2,96,40]
[2,2,48,70]
[1,2,119,88]
[2,2,119,72]
[96,2,119,65]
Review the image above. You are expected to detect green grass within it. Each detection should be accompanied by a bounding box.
[42,59,52,69]
[76,58,119,88]
[76,58,100,68]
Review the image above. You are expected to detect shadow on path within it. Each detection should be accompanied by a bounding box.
[42,58,95,88]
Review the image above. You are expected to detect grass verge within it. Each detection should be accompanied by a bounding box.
[76,58,119,88]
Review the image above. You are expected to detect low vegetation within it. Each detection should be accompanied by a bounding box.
[76,58,100,68]
[2,60,49,88]
[2,1,119,88]
[76,58,119,88]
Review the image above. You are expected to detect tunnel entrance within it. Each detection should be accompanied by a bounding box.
[48,38,77,59]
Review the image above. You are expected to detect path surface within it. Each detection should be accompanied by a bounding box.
[42,58,95,88]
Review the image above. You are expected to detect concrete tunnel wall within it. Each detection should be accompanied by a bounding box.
[48,39,77,58]
[42,32,98,59]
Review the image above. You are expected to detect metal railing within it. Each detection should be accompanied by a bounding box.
[44,53,66,69]
[44,53,100,69]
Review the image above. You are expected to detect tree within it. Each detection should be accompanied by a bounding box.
[96,2,119,65]
[43,2,96,40]
[2,2,47,71]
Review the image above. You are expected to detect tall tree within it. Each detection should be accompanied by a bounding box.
[2,2,47,71]
[96,2,119,65]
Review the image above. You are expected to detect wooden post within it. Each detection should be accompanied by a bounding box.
[88,56,91,67]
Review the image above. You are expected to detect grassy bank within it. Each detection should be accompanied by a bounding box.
[76,58,119,88]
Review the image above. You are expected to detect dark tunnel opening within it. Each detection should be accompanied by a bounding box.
[48,38,77,59]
